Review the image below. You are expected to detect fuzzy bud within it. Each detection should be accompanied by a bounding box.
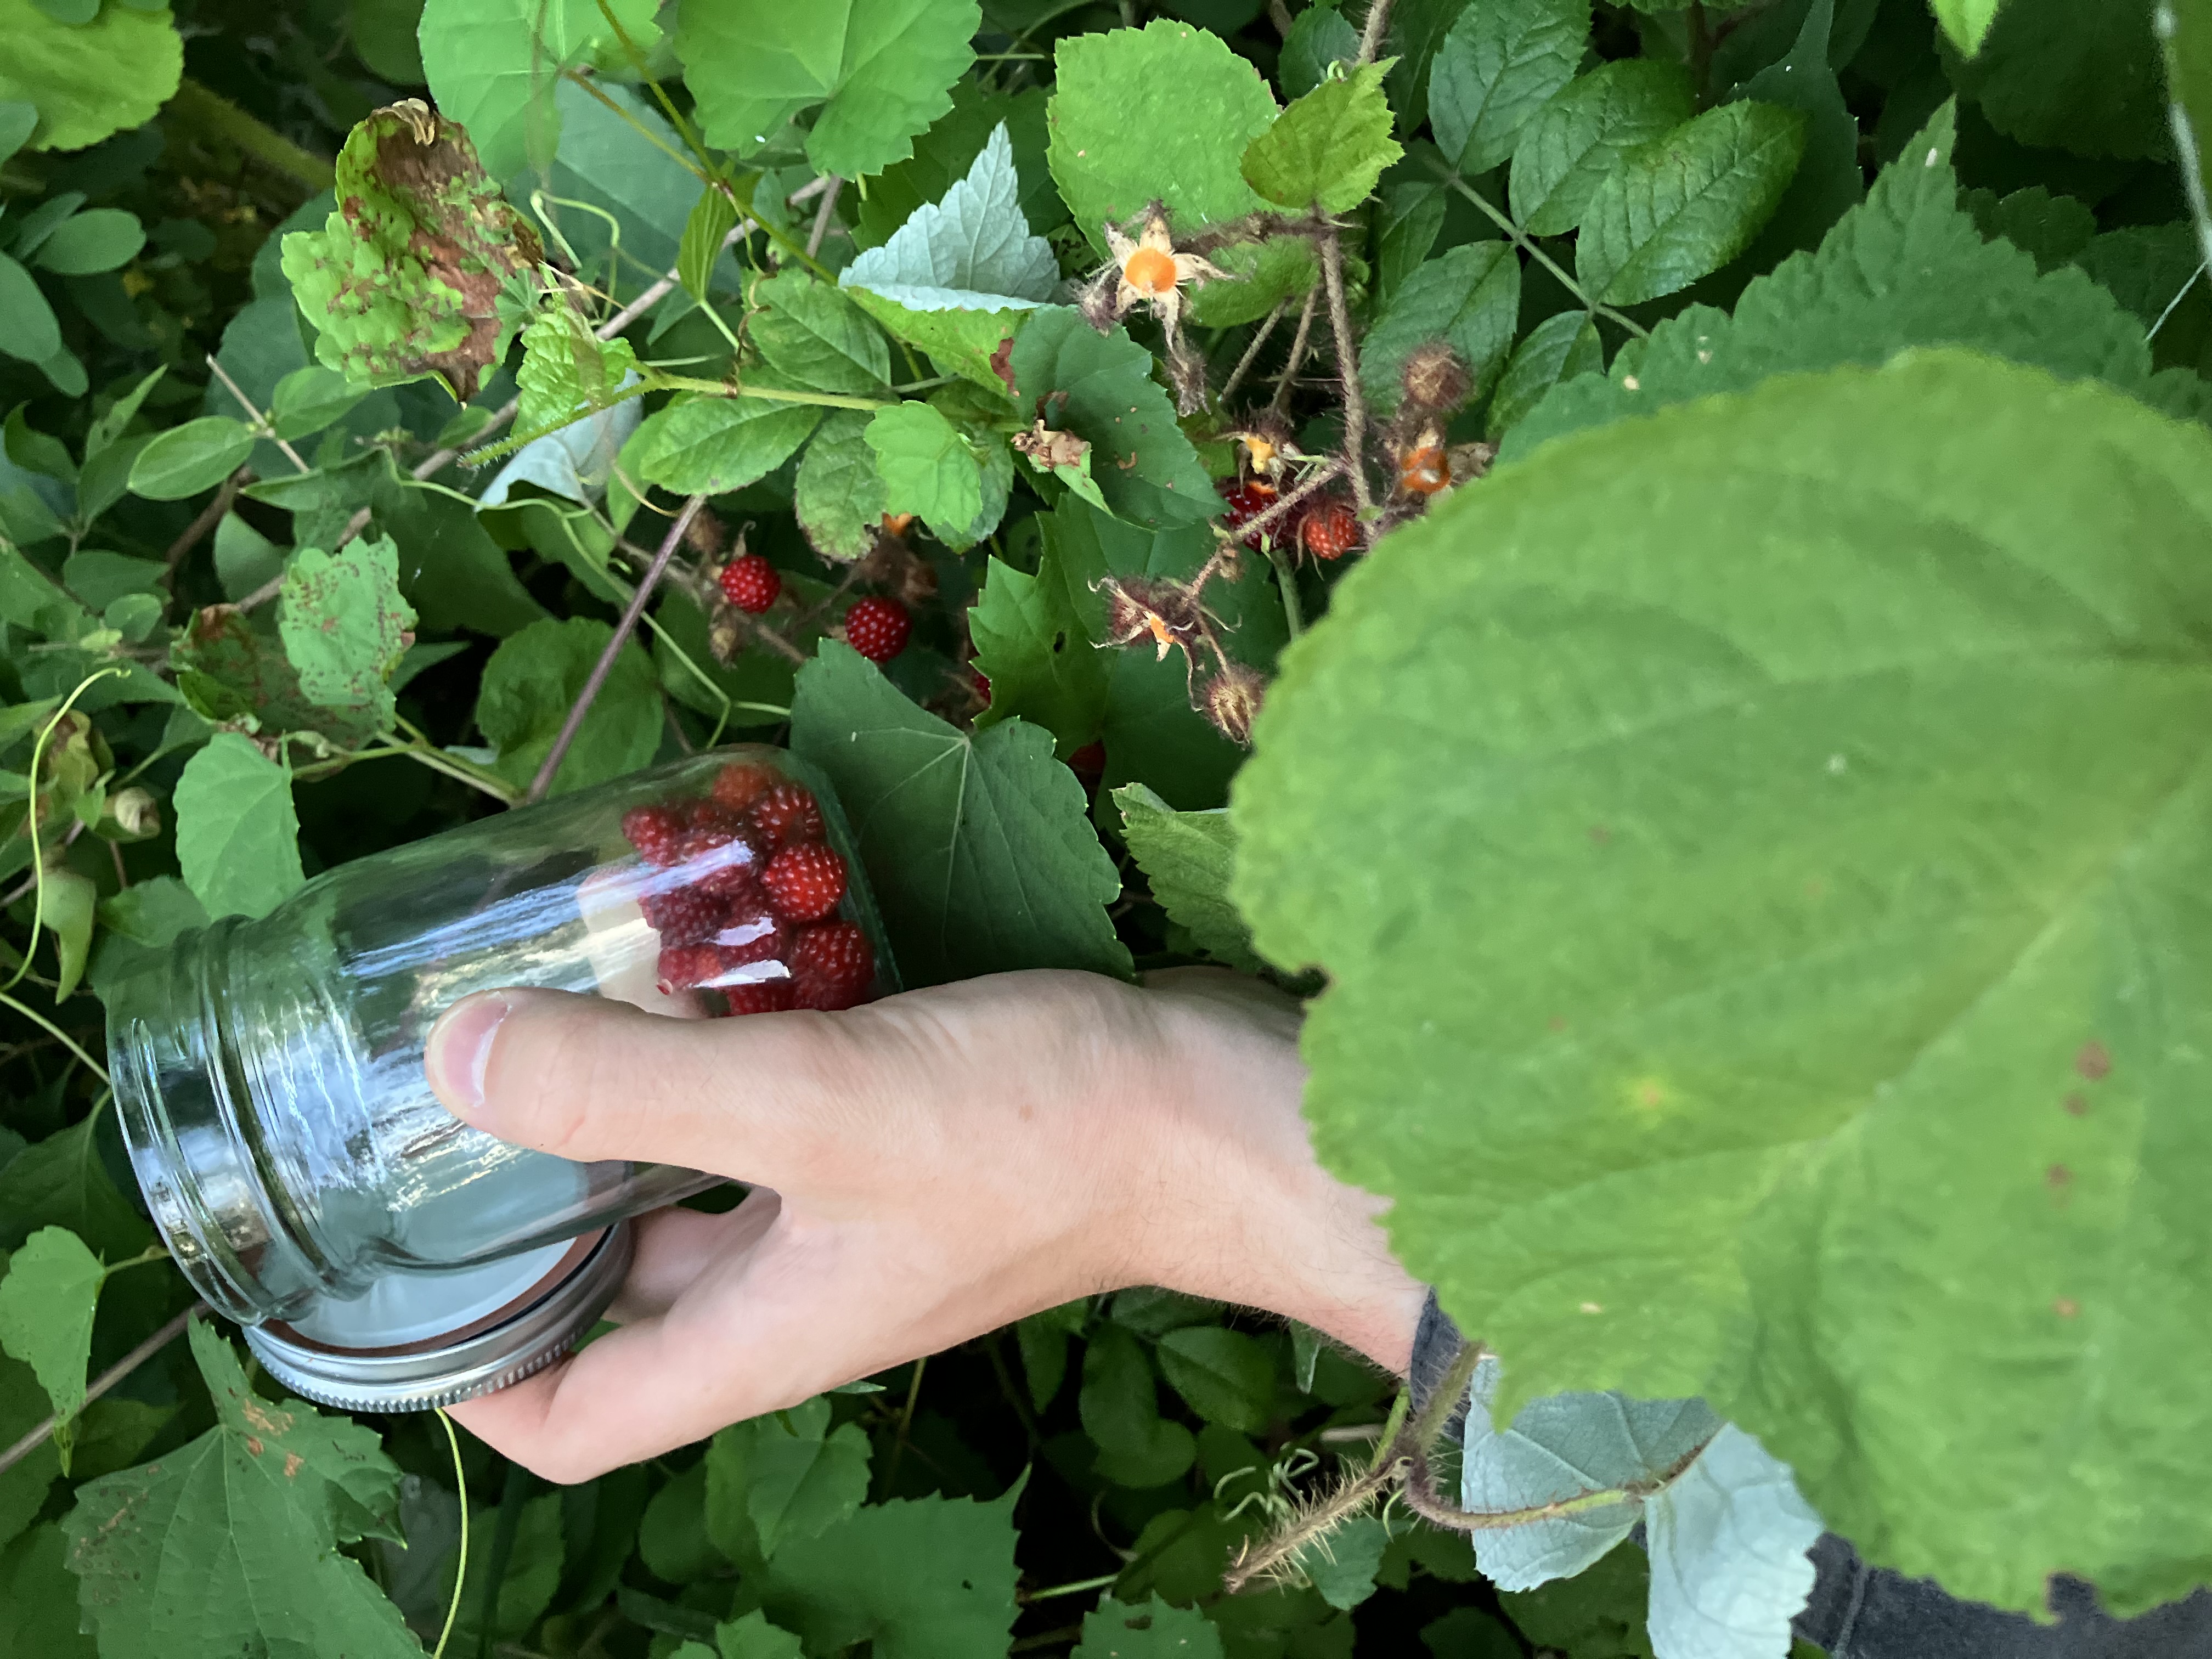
[683,510,728,560]
[1200,663,1267,747]
[1401,344,1472,416]
[1098,577,1206,662]
[104,786,160,839]
[708,606,744,665]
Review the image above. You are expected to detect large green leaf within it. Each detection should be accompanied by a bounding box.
[1232,349,2212,1615]
[842,123,1059,311]
[1080,1325,1195,1487]
[789,642,1132,985]
[0,1228,101,1467]
[1359,240,1522,416]
[1048,20,1280,253]
[476,616,661,795]
[275,535,416,732]
[1427,0,1590,176]
[64,1321,417,1659]
[1009,309,1216,531]
[851,83,1060,250]
[0,0,180,153]
[1113,783,1262,974]
[634,396,825,496]
[1486,309,1604,441]
[172,733,306,921]
[1508,108,2158,458]
[1154,1326,1275,1432]
[676,0,979,179]
[1508,59,1696,237]
[1073,1595,1226,1659]
[706,1396,873,1560]
[1242,60,1403,214]
[1948,0,2168,161]
[419,0,659,179]
[753,1489,1022,1659]
[1575,101,1808,305]
[0,1116,149,1261]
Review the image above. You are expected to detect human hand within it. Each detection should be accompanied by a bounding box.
[423,967,1426,1482]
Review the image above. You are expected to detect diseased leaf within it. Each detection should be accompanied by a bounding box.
[634,395,825,496]
[842,124,1060,311]
[1509,59,1696,236]
[172,605,385,747]
[0,0,180,153]
[866,401,983,539]
[1115,785,1262,973]
[281,101,544,400]
[1011,308,1216,530]
[677,0,979,179]
[752,1489,1022,1659]
[1428,0,1591,176]
[0,1228,102,1469]
[1049,20,1280,253]
[419,0,659,179]
[1242,60,1403,214]
[753,274,893,397]
[1360,240,1522,416]
[1575,102,1808,305]
[791,642,1132,986]
[476,616,661,795]
[172,733,305,921]
[1073,1594,1226,1658]
[1233,351,2212,1613]
[1643,1427,1824,1659]
[276,535,416,731]
[64,1321,416,1659]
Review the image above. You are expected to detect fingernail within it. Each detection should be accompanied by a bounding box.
[428,992,512,1115]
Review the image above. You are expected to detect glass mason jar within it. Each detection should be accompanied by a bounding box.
[105,746,894,1380]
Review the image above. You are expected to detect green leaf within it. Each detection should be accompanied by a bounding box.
[172,733,305,921]
[280,103,544,401]
[515,304,644,437]
[853,82,1059,248]
[1292,1513,1389,1610]
[795,409,891,561]
[1509,60,1697,236]
[1279,2,1360,100]
[2163,0,2212,269]
[1929,0,2001,55]
[1427,0,1590,176]
[1073,1594,1226,1659]
[790,642,1132,985]
[268,365,367,441]
[706,1397,874,1559]
[64,1321,417,1659]
[1948,0,2168,161]
[213,512,285,601]
[1114,783,1262,973]
[0,1117,149,1260]
[1966,185,2098,273]
[970,555,1109,757]
[1506,109,2159,459]
[1184,233,1319,329]
[754,1490,1021,1659]
[841,124,1060,309]
[476,616,661,795]
[1726,0,1863,267]
[418,0,659,179]
[679,182,741,305]
[0,1358,59,1556]
[38,867,94,1002]
[866,400,983,538]
[753,273,893,397]
[0,103,37,170]
[0,255,61,365]
[1232,349,2212,1615]
[1154,1325,1276,1432]
[635,395,825,495]
[32,208,143,275]
[0,1522,94,1659]
[1010,309,1216,530]
[1080,1325,1195,1487]
[1359,240,1522,417]
[1048,20,1280,253]
[1486,309,1604,441]
[1242,60,1403,213]
[128,417,255,500]
[172,606,385,748]
[676,0,979,179]
[276,535,416,731]
[845,290,1028,399]
[1643,1427,1824,1659]
[1499,1542,1656,1659]
[437,1492,565,1650]
[349,0,426,84]
[0,0,180,153]
[0,1228,101,1468]
[716,1611,806,1659]
[1575,101,1808,305]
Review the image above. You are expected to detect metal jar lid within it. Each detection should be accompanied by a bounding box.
[243,1222,633,1414]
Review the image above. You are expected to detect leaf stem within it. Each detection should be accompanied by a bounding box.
[527,495,707,803]
[160,467,251,595]
[204,353,311,473]
[1263,541,1304,636]
[1431,168,1651,340]
[0,991,108,1080]
[1023,1571,1122,1602]
[0,1303,199,1478]
[1270,286,1321,415]
[883,1355,928,1495]
[431,1407,470,1659]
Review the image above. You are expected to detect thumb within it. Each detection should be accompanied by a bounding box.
[423,988,850,1186]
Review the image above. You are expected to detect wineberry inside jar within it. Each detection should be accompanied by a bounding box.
[106,746,895,1352]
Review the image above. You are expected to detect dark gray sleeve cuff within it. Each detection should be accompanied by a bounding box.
[1406,1291,2212,1657]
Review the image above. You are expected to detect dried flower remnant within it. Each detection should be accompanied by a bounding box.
[1012,422,1091,470]
[1202,662,1268,746]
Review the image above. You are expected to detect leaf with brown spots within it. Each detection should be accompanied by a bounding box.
[61,1321,415,1659]
[280,99,544,402]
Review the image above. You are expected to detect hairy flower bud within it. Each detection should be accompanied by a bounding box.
[1401,344,1472,416]
[1201,663,1267,747]
[104,786,160,840]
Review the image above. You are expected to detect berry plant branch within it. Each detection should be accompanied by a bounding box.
[160,466,251,593]
[1318,230,1376,515]
[0,1302,202,1478]
[205,352,311,474]
[1355,0,1395,66]
[1220,295,1290,409]
[1269,285,1322,415]
[526,493,709,803]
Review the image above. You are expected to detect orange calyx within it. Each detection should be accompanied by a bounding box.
[882,512,915,536]
[1122,245,1179,296]
[1400,444,1451,495]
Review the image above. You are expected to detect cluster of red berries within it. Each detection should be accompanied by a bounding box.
[619,761,875,1015]
[718,556,911,665]
[1215,478,1359,561]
